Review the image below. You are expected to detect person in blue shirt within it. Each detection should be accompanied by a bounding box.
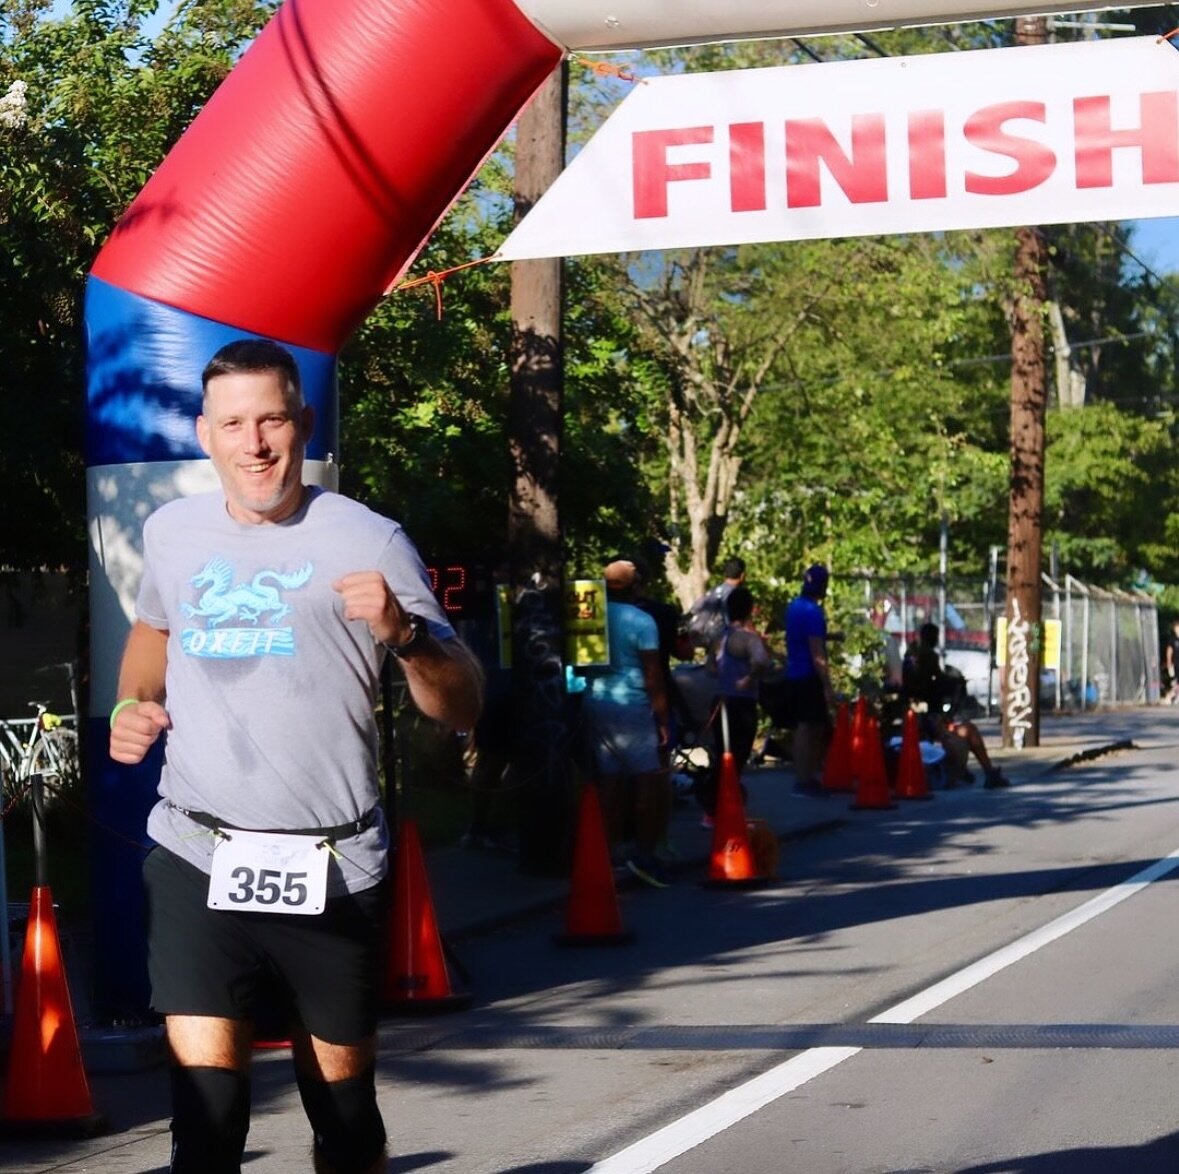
[783,564,835,794]
[582,559,672,887]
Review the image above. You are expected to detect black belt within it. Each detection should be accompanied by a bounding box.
[171,803,379,842]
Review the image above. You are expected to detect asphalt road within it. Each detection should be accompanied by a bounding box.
[7,706,1179,1173]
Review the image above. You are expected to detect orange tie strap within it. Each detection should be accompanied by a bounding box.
[391,256,496,318]
[570,54,638,84]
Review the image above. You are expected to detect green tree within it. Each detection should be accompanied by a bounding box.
[0,0,274,572]
[1046,400,1178,579]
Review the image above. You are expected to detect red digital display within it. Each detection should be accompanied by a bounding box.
[426,564,470,615]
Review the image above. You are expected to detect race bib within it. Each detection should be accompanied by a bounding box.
[207,829,330,915]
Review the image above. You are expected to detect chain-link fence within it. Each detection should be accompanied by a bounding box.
[1055,574,1161,707]
[837,572,1160,714]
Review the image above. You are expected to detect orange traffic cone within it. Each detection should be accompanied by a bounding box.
[704,751,766,887]
[383,820,470,1012]
[0,887,105,1138]
[895,710,933,801]
[850,717,896,810]
[848,695,870,786]
[821,702,854,793]
[555,785,634,946]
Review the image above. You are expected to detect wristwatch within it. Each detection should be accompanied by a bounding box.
[385,612,430,659]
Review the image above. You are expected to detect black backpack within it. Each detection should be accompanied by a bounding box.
[682,586,728,651]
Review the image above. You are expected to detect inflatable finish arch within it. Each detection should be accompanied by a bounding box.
[83,0,1129,1011]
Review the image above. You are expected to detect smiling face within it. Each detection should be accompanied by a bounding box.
[196,369,314,525]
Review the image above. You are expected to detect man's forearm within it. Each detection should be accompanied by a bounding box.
[398,638,484,731]
[811,651,835,699]
[116,621,169,703]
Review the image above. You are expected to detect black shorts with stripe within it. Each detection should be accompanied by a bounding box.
[143,845,387,1045]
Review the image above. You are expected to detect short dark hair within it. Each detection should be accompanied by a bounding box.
[202,338,303,411]
[721,557,746,580]
[919,622,939,646]
[726,585,754,622]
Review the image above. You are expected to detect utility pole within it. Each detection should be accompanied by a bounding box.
[1001,15,1049,749]
[508,64,571,875]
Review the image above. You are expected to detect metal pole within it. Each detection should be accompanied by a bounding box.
[1134,599,1146,704]
[1050,575,1062,711]
[1065,575,1073,706]
[900,579,908,656]
[31,772,48,890]
[1081,587,1090,709]
[1110,594,1118,706]
[986,546,999,716]
[938,513,948,658]
[0,806,10,1016]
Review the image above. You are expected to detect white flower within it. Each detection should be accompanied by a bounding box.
[0,79,28,129]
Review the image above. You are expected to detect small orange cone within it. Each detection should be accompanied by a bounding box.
[0,887,105,1138]
[704,751,766,887]
[895,710,933,801]
[848,696,870,786]
[850,717,896,810]
[821,702,854,793]
[555,785,634,946]
[383,820,470,1012]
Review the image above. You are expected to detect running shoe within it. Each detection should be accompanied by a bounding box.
[626,856,671,888]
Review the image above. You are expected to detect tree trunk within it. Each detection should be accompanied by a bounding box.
[509,65,571,875]
[1001,13,1050,750]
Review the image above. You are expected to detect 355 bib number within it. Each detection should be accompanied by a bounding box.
[208,830,330,915]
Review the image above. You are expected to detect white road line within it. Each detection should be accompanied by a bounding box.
[587,848,1179,1174]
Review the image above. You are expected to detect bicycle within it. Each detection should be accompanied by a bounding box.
[0,702,81,809]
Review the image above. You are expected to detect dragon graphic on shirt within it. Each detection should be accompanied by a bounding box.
[180,557,313,659]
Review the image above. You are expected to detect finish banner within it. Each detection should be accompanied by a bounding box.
[498,36,1179,260]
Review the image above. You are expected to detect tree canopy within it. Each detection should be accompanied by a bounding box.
[2,1,1177,627]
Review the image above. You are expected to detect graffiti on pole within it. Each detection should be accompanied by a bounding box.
[1004,597,1033,748]
[512,573,568,776]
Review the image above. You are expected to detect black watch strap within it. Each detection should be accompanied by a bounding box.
[386,612,430,658]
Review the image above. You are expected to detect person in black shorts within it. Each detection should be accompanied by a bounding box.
[110,340,483,1174]
[782,565,835,793]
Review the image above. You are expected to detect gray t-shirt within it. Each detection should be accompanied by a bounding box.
[136,486,454,896]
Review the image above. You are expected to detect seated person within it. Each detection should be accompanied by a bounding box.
[904,622,1009,789]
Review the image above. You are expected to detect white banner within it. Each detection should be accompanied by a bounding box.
[498,37,1179,260]
[512,0,1150,52]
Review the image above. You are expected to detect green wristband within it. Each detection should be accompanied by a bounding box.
[109,698,139,729]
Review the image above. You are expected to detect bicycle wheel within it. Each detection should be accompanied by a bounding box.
[0,736,17,807]
[30,727,81,795]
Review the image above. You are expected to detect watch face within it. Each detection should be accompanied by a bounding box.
[392,613,428,657]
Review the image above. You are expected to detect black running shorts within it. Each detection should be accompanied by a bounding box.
[143,846,387,1045]
[783,675,832,728]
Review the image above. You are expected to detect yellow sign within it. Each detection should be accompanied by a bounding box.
[495,579,611,669]
[994,616,1061,670]
[565,579,609,667]
[1043,619,1062,671]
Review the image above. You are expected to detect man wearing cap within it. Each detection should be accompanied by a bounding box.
[783,564,835,794]
[581,559,673,887]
